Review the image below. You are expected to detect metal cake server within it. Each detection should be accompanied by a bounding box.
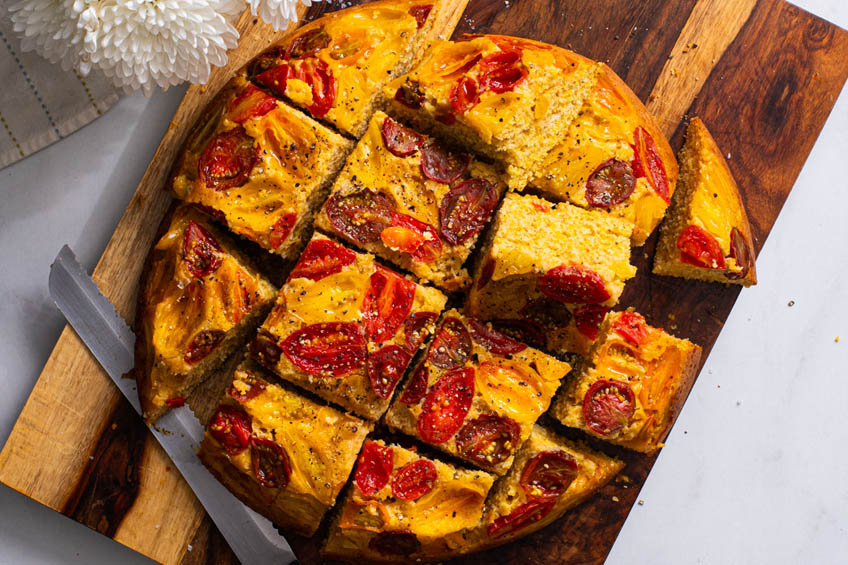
[49,245,296,565]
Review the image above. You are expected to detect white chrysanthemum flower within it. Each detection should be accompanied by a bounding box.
[245,0,310,33]
[9,0,89,72]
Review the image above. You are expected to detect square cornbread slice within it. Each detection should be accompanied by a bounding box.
[246,0,440,137]
[465,192,636,356]
[314,111,508,291]
[322,439,496,562]
[551,310,702,453]
[198,360,371,536]
[171,75,353,260]
[653,117,757,285]
[249,233,447,420]
[530,64,678,246]
[133,205,277,424]
[385,310,571,475]
[385,35,600,187]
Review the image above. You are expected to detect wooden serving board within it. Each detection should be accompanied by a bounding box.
[1,0,846,563]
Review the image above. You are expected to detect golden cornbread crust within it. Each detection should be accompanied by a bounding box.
[653,117,757,286]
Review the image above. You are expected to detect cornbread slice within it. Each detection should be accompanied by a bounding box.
[314,111,508,291]
[171,75,353,260]
[322,439,495,562]
[466,192,636,356]
[653,117,757,285]
[134,205,277,423]
[385,310,571,475]
[246,0,441,137]
[199,360,372,536]
[530,63,678,246]
[249,233,447,420]
[384,35,600,187]
[551,311,702,453]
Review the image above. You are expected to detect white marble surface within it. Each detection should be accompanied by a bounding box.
[1,2,846,563]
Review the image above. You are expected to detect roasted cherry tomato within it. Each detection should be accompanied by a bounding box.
[455,413,521,467]
[183,220,223,278]
[583,379,636,435]
[269,212,296,250]
[250,437,291,488]
[427,316,472,369]
[468,319,527,355]
[487,499,556,539]
[478,257,495,289]
[363,266,416,344]
[285,26,330,59]
[631,126,669,203]
[394,80,424,109]
[381,116,426,157]
[399,363,429,405]
[381,213,443,263]
[254,61,296,97]
[199,126,258,191]
[520,450,578,499]
[392,459,437,500]
[612,311,649,346]
[249,330,282,368]
[418,367,475,444]
[369,530,421,556]
[479,50,528,93]
[289,238,356,281]
[449,76,480,115]
[520,297,573,327]
[227,372,267,403]
[420,142,471,184]
[408,4,433,28]
[367,345,411,399]
[677,224,726,269]
[165,397,185,408]
[325,189,396,244]
[209,405,251,456]
[295,58,336,118]
[585,158,636,207]
[281,322,366,377]
[538,264,611,304]
[438,178,498,245]
[227,84,277,124]
[726,227,753,280]
[489,319,546,350]
[184,329,225,365]
[355,441,393,496]
[574,304,610,340]
[403,312,439,353]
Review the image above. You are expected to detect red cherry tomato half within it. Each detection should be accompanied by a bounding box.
[479,50,528,93]
[726,227,754,280]
[478,257,495,289]
[295,58,336,118]
[392,459,437,500]
[254,61,296,98]
[363,266,416,344]
[583,379,636,435]
[367,345,411,400]
[250,437,291,488]
[382,213,443,263]
[249,331,282,369]
[369,530,421,557]
[438,178,499,246]
[519,450,578,500]
[408,4,433,29]
[612,311,649,346]
[355,441,393,496]
[399,363,429,405]
[325,189,396,244]
[455,413,521,467]
[585,158,637,207]
[677,224,727,269]
[468,319,527,355]
[487,499,556,539]
[574,304,610,340]
[403,312,439,353]
[520,297,573,327]
[394,80,424,109]
[420,142,472,184]
[631,126,670,203]
[184,329,225,365]
[449,76,480,114]
[165,397,185,408]
[417,367,475,444]
[209,404,251,456]
[183,220,223,278]
[199,126,258,191]
[489,319,546,350]
[227,84,278,124]
[269,212,297,250]
[281,322,366,377]
[538,264,611,304]
[427,316,472,370]
[227,372,267,403]
[285,26,330,59]
[289,238,356,282]
[381,116,426,157]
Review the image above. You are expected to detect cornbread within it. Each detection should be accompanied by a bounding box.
[551,311,702,452]
[249,233,447,420]
[198,360,371,536]
[133,205,277,423]
[315,111,508,291]
[385,310,571,475]
[322,439,495,562]
[653,117,757,285]
[466,192,636,355]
